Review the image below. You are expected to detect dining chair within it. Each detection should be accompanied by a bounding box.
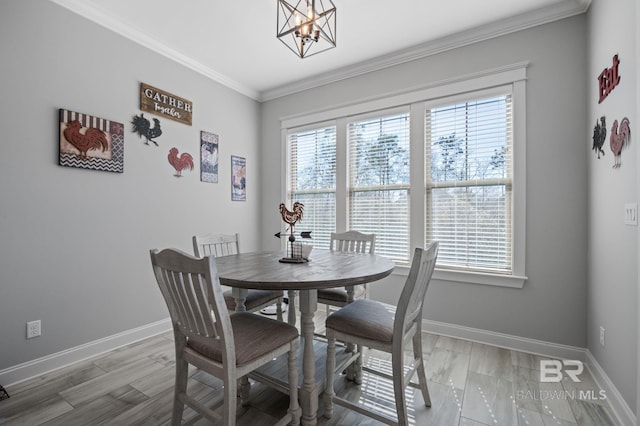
[150,248,301,426]
[317,231,376,312]
[193,232,285,321]
[324,242,439,426]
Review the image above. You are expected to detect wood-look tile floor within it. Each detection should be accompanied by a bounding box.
[0,310,619,426]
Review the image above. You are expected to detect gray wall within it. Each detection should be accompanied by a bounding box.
[260,16,589,347]
[587,0,638,411]
[4,0,636,412]
[0,1,261,370]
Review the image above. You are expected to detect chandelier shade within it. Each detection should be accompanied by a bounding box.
[277,0,336,58]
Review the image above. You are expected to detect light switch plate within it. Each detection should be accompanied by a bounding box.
[624,203,637,226]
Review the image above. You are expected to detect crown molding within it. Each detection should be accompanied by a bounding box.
[49,0,590,103]
[260,0,591,101]
[49,0,260,100]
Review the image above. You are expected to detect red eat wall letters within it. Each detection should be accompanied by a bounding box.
[598,54,620,104]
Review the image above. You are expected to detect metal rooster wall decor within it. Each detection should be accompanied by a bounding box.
[276,201,312,263]
[168,147,194,177]
[131,113,162,146]
[592,116,606,159]
[610,117,631,169]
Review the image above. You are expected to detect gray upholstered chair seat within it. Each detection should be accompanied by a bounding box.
[188,312,298,367]
[316,285,365,304]
[325,299,396,343]
[223,289,284,312]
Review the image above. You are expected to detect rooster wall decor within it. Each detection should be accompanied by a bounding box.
[592,116,606,159]
[168,147,194,177]
[131,113,162,146]
[63,120,109,159]
[59,109,124,173]
[610,117,631,169]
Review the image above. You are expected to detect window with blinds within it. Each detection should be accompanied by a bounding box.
[426,94,513,274]
[287,125,336,249]
[348,111,411,264]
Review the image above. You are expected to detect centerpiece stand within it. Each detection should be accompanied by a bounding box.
[276,201,311,263]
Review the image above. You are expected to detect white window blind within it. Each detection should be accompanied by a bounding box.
[287,125,336,249]
[348,111,411,264]
[426,94,513,273]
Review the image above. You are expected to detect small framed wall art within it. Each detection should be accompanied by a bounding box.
[231,155,246,201]
[200,131,219,183]
[59,109,124,173]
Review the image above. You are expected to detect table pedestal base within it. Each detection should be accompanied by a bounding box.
[249,338,357,425]
[299,386,319,426]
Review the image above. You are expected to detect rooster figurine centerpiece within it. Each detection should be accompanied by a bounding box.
[276,201,312,263]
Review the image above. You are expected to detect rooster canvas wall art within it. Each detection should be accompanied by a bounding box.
[131,113,162,146]
[168,147,194,177]
[59,109,124,173]
[610,117,631,169]
[63,120,108,159]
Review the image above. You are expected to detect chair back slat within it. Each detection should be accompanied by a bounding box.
[330,230,376,254]
[395,243,438,337]
[193,233,240,258]
[184,271,217,337]
[151,248,233,346]
[169,270,199,335]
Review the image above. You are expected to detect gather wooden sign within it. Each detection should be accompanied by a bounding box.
[140,82,193,126]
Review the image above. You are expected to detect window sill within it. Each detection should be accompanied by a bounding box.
[391,266,527,288]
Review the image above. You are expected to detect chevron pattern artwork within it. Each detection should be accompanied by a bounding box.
[59,109,125,173]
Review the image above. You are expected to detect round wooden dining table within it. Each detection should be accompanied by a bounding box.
[213,250,395,426]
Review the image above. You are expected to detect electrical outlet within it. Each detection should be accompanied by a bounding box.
[599,326,605,347]
[27,320,41,339]
[624,203,637,226]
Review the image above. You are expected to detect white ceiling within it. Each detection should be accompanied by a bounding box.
[51,0,589,101]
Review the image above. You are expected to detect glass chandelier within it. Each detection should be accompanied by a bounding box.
[277,0,337,58]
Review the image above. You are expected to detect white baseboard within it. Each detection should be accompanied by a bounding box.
[423,319,586,360]
[585,350,637,426]
[423,319,636,426]
[0,318,171,387]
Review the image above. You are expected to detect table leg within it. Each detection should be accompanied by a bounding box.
[287,290,297,326]
[231,288,251,399]
[298,289,318,426]
[231,288,248,312]
[344,285,357,381]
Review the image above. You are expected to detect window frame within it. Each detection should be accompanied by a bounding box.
[281,63,528,288]
[283,121,338,251]
[424,87,515,275]
[347,107,412,265]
